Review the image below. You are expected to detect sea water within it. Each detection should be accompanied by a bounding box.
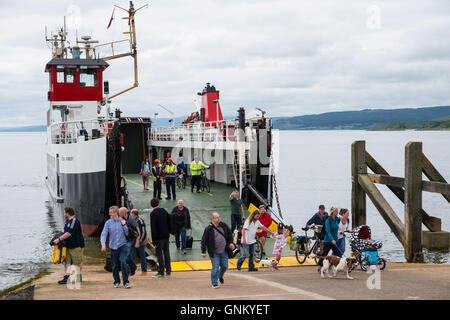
[0,130,449,291]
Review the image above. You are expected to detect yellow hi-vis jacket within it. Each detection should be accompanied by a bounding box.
[151,166,161,182]
[190,161,209,176]
[165,164,176,177]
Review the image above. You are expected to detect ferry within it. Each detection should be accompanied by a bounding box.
[44,2,280,239]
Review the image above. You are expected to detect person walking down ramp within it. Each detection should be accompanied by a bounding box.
[100,206,131,289]
[130,209,148,273]
[236,210,276,272]
[271,227,290,270]
[171,199,191,254]
[201,212,235,288]
[150,198,172,278]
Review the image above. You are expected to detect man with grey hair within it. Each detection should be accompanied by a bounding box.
[100,206,131,289]
[201,212,235,288]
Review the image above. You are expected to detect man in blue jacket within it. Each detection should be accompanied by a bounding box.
[100,206,131,289]
[305,204,328,240]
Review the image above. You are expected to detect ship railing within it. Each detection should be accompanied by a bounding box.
[150,119,256,143]
[49,118,111,144]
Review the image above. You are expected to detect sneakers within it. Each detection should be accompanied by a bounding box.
[152,273,164,279]
[212,284,219,289]
[124,282,131,289]
[114,282,120,288]
[219,278,224,284]
[248,268,258,272]
[182,250,187,254]
[57,275,69,284]
[166,273,171,277]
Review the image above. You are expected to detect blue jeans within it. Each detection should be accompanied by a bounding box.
[210,251,228,286]
[337,238,346,256]
[175,227,187,250]
[110,244,130,285]
[130,244,147,272]
[237,243,255,270]
[126,241,137,273]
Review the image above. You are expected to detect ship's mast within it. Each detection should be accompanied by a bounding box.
[45,17,68,58]
[96,1,148,101]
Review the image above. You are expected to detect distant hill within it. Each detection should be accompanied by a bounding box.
[0,125,46,132]
[3,106,450,132]
[272,106,450,130]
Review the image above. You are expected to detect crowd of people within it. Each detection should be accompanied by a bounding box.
[305,204,352,272]
[140,156,209,199]
[54,185,352,289]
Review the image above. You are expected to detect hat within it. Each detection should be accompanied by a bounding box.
[319,205,325,210]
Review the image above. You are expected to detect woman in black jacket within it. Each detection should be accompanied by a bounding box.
[201,212,235,288]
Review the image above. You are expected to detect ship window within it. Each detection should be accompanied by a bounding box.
[80,69,98,87]
[56,68,76,83]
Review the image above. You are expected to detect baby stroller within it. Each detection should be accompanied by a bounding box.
[349,225,386,271]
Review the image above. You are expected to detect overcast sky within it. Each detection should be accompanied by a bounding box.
[0,0,449,126]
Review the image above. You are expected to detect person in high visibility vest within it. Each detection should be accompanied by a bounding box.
[152,159,162,200]
[190,158,209,193]
[164,158,177,200]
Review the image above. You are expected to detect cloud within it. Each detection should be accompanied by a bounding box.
[0,0,449,125]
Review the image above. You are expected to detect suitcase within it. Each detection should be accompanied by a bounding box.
[186,230,193,249]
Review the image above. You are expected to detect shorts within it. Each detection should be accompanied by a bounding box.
[66,247,84,266]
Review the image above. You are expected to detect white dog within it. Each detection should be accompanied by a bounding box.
[310,254,357,280]
[257,259,278,271]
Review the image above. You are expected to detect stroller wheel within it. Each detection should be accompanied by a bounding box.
[377,258,386,270]
[360,258,370,272]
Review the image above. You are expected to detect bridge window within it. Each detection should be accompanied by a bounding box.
[80,68,98,87]
[57,68,76,83]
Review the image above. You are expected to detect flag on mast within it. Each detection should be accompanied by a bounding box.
[107,8,115,29]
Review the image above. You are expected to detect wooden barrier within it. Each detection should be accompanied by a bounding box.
[351,141,450,262]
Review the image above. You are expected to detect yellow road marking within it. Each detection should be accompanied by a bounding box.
[167,256,316,272]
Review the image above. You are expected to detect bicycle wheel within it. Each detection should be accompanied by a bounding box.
[295,240,309,264]
[312,241,321,264]
[177,178,182,189]
[254,240,262,263]
[206,179,210,193]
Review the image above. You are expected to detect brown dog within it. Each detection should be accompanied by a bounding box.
[310,254,357,279]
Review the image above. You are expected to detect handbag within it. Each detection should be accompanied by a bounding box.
[212,225,238,258]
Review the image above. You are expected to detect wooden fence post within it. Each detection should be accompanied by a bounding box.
[404,142,424,262]
[351,141,366,228]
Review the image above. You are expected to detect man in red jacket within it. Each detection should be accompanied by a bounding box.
[256,205,272,259]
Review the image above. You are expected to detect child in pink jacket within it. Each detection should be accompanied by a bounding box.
[272,227,290,270]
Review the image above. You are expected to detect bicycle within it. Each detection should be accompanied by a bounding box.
[200,168,210,193]
[294,224,322,264]
[176,173,186,189]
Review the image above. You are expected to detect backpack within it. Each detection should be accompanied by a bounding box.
[168,213,178,235]
[126,219,139,242]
